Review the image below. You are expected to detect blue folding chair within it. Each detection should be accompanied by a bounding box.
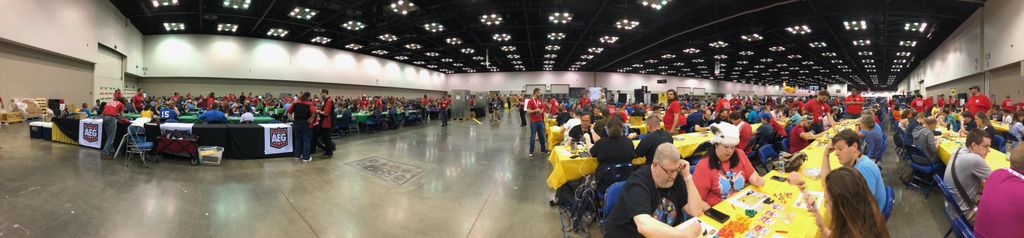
[992,135,1006,153]
[780,138,790,153]
[602,181,626,224]
[757,145,779,172]
[125,125,154,168]
[882,186,895,221]
[904,145,944,197]
[934,175,974,238]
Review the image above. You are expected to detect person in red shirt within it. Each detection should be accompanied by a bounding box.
[287,92,317,161]
[374,97,384,110]
[729,111,753,154]
[803,90,833,133]
[171,92,181,103]
[1001,96,1015,112]
[924,96,934,113]
[578,96,591,109]
[526,88,549,156]
[911,95,926,113]
[439,95,450,127]
[692,122,765,206]
[99,97,126,158]
[966,86,992,116]
[937,94,946,109]
[358,96,369,111]
[420,95,429,107]
[730,97,741,110]
[316,89,335,158]
[770,116,787,138]
[843,88,865,119]
[791,98,805,111]
[131,89,145,113]
[715,95,731,112]
[663,89,684,133]
[112,89,122,102]
[548,97,560,115]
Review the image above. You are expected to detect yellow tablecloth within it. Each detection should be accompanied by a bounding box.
[689,121,855,238]
[993,122,1009,133]
[547,126,563,149]
[545,146,646,189]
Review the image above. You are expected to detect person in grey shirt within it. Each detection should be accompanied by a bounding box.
[912,118,939,162]
[944,129,993,225]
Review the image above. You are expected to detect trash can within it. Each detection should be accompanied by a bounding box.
[40,122,52,141]
[28,122,44,139]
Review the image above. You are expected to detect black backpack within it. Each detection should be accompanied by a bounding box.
[550,176,599,233]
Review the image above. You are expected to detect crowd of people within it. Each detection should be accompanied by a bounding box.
[536,85,1024,237]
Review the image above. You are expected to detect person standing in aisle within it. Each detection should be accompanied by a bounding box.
[317,89,335,159]
[100,97,126,159]
[518,94,527,127]
[527,88,549,156]
[439,94,450,127]
[966,86,992,117]
[843,88,865,119]
[288,92,317,162]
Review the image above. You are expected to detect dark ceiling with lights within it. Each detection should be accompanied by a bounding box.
[111,0,984,90]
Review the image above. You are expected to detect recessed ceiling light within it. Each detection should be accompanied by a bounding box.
[682,48,700,54]
[645,59,659,63]
[661,54,676,59]
[822,52,837,57]
[372,50,389,55]
[507,54,520,59]
[852,39,871,46]
[548,32,566,40]
[461,48,475,54]
[543,60,556,64]
[404,43,422,49]
[378,34,398,42]
[760,58,773,62]
[615,19,639,30]
[864,64,875,68]
[501,46,516,52]
[424,52,439,57]
[422,22,445,32]
[692,59,705,63]
[787,55,802,59]
[163,22,186,31]
[714,55,728,59]
[453,63,464,66]
[546,45,560,51]
[580,55,594,59]
[843,20,867,30]
[389,0,417,15]
[288,7,318,20]
[345,43,363,50]
[493,33,511,42]
[222,0,250,9]
[809,42,827,48]
[412,61,425,65]
[640,0,673,10]
[785,25,811,34]
[472,56,485,61]
[426,65,437,68]
[481,14,503,25]
[443,38,463,45]
[896,52,911,57]
[768,46,785,52]
[739,51,753,55]
[441,58,453,62]
[511,61,523,64]
[599,36,619,43]
[858,51,873,56]
[311,36,332,44]
[341,21,366,31]
[152,0,179,7]
[734,61,746,65]
[545,54,558,59]
[216,23,237,32]
[267,28,288,37]
[862,59,874,63]
[394,56,409,60]
[549,12,573,24]
[831,60,843,64]
[904,22,928,32]
[740,34,763,41]
[709,41,728,48]
[899,41,918,47]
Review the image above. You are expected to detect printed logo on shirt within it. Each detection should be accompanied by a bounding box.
[654,197,678,225]
[717,170,746,200]
[83,123,100,143]
[269,128,289,149]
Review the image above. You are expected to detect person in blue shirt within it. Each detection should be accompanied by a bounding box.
[158,101,180,122]
[746,108,760,124]
[857,114,885,163]
[685,108,710,133]
[198,103,227,124]
[818,129,886,209]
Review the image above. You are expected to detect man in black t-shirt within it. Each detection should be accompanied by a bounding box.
[568,114,597,143]
[604,143,707,238]
[635,114,672,165]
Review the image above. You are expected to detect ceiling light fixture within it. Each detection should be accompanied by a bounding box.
[544,54,558,59]
[785,25,811,34]
[311,36,331,44]
[493,33,511,42]
[858,51,873,56]
[904,22,928,32]
[708,41,728,48]
[843,20,867,30]
[424,52,439,57]
[768,46,785,52]
[899,41,918,47]
[222,0,250,9]
[661,54,676,59]
[445,37,463,45]
[809,42,827,48]
[822,52,837,57]
[216,23,237,32]
[682,48,699,54]
[341,21,366,31]
[501,46,516,52]
[615,19,639,30]
[640,0,672,10]
[152,0,179,7]
[852,39,871,46]
[389,0,417,15]
[345,43,363,50]
[896,52,911,57]
[372,50,389,55]
[404,43,422,49]
[740,34,763,41]
[549,12,573,24]
[599,36,619,43]
[288,7,318,20]
[548,32,566,40]
[163,22,186,31]
[266,28,288,37]
[422,22,445,32]
[739,51,753,56]
[378,34,398,42]
[546,45,560,51]
[460,48,475,54]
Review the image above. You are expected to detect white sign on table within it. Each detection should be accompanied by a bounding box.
[261,123,293,155]
[78,118,104,149]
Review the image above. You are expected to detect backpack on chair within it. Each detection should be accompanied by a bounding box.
[550,175,599,233]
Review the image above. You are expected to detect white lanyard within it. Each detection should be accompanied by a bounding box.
[1008,168,1024,181]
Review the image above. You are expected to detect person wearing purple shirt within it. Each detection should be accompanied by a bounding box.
[973,145,1024,237]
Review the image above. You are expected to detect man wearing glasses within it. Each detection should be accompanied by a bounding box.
[604,143,709,238]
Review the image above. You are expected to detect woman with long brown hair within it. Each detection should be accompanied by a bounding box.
[809,167,890,238]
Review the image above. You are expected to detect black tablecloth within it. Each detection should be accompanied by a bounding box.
[52,118,128,151]
[142,123,289,159]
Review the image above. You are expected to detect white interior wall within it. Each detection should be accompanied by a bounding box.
[446,71,819,96]
[142,34,446,91]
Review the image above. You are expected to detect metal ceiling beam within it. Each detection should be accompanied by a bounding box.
[595,0,801,71]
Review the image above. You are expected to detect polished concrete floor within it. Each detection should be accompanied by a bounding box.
[0,113,947,238]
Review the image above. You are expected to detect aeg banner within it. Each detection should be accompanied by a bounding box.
[260,123,293,155]
[78,119,104,149]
